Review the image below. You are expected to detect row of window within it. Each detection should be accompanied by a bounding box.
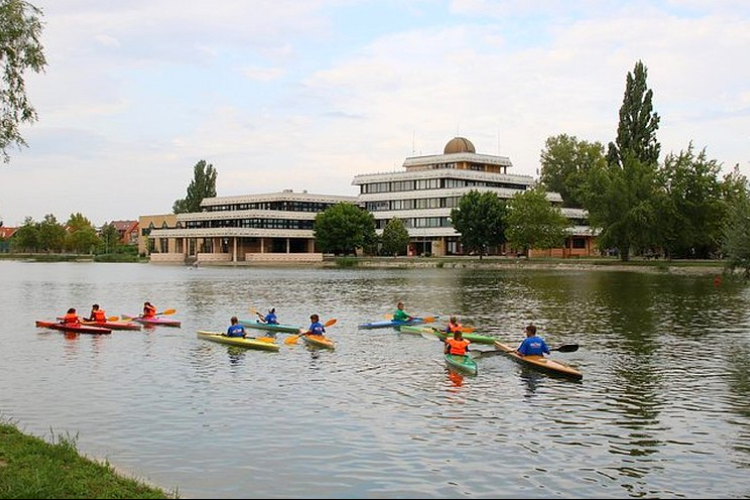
[366,196,463,212]
[204,201,337,213]
[375,217,451,230]
[360,178,528,194]
[184,219,315,230]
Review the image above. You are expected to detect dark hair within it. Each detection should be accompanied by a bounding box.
[526,323,536,335]
[310,314,319,321]
[92,304,99,309]
[231,316,238,324]
[67,308,76,314]
[270,308,275,314]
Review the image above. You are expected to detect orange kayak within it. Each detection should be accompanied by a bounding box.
[493,341,582,380]
[302,334,335,350]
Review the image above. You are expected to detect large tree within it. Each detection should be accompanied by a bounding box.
[65,212,100,254]
[505,186,569,257]
[314,203,376,256]
[450,190,506,258]
[584,60,661,261]
[381,217,410,257]
[540,134,606,208]
[722,177,750,278]
[0,0,47,163]
[173,160,217,214]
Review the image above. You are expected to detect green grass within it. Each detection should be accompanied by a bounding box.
[0,423,177,499]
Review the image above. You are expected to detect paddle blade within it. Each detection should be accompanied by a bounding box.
[157,308,176,316]
[257,336,275,343]
[107,316,120,322]
[553,344,579,353]
[422,316,437,323]
[461,326,475,333]
[324,318,337,327]
[384,314,393,319]
[284,335,300,345]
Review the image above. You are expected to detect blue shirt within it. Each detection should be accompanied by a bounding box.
[264,312,278,324]
[517,335,550,356]
[226,324,246,338]
[308,321,325,335]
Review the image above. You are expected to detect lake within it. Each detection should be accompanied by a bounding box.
[1,260,748,499]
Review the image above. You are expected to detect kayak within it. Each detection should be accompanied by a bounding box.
[35,320,112,335]
[238,319,302,334]
[398,325,496,345]
[122,314,181,327]
[301,334,336,350]
[81,320,142,331]
[358,317,438,329]
[197,331,280,352]
[493,341,582,380]
[445,353,478,376]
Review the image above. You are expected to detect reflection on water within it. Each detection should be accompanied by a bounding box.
[1,261,750,498]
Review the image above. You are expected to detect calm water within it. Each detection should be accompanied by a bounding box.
[1,261,749,499]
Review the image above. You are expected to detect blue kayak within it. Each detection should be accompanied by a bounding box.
[358,317,438,329]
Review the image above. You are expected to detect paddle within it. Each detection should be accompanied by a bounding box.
[470,343,579,359]
[285,319,337,345]
[384,314,437,323]
[157,308,176,316]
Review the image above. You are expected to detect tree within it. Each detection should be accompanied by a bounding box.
[450,190,506,259]
[584,60,661,261]
[65,212,100,253]
[314,203,376,255]
[381,217,410,256]
[505,186,569,257]
[10,215,37,251]
[99,223,120,254]
[0,0,47,163]
[656,144,725,259]
[722,179,750,278]
[36,213,64,252]
[173,160,217,214]
[540,134,606,208]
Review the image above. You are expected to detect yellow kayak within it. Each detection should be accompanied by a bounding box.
[197,331,280,352]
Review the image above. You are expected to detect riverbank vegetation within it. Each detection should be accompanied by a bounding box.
[0,422,176,499]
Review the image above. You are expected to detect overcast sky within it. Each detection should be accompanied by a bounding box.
[1,0,748,227]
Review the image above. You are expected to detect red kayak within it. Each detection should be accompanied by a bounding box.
[81,320,142,331]
[121,314,181,327]
[35,320,112,335]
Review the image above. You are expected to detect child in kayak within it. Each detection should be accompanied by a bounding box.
[85,304,107,323]
[142,302,157,319]
[445,316,463,335]
[517,324,550,357]
[393,301,414,322]
[444,330,470,356]
[303,314,326,336]
[226,316,247,338]
[256,308,278,325]
[60,308,81,326]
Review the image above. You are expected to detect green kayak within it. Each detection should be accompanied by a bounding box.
[445,353,478,375]
[398,325,496,345]
[238,319,302,334]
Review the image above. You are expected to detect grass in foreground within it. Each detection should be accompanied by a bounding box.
[0,423,177,499]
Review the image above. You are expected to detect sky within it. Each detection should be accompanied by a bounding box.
[1,0,748,227]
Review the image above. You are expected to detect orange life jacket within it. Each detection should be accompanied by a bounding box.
[446,337,470,355]
[63,312,79,325]
[143,305,156,318]
[448,322,463,334]
[93,309,106,323]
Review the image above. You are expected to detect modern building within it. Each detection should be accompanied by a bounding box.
[352,137,594,257]
[144,190,357,264]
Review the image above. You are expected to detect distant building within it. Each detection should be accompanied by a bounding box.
[0,226,18,253]
[352,136,595,257]
[107,220,139,246]
[144,191,357,264]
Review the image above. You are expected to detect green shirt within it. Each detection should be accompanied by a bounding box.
[393,309,410,322]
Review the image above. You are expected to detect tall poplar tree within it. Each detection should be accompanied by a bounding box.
[173,160,218,214]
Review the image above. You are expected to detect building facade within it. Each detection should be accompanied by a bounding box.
[352,137,595,257]
[144,190,357,264]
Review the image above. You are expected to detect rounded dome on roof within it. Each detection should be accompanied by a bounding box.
[444,137,476,154]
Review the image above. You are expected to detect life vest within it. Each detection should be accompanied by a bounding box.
[93,309,106,323]
[143,304,156,318]
[63,312,79,325]
[446,337,470,355]
[448,322,463,334]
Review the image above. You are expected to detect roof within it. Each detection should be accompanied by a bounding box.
[0,227,18,239]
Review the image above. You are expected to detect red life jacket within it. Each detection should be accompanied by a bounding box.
[63,312,79,325]
[448,322,463,334]
[143,305,156,318]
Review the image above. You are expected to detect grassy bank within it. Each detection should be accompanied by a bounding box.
[0,422,177,499]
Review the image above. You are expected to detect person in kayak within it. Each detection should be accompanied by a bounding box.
[393,301,414,322]
[226,316,247,338]
[302,314,326,336]
[444,329,470,356]
[445,316,463,335]
[60,308,81,326]
[142,302,157,319]
[517,324,550,357]
[256,308,278,325]
[84,304,107,323]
